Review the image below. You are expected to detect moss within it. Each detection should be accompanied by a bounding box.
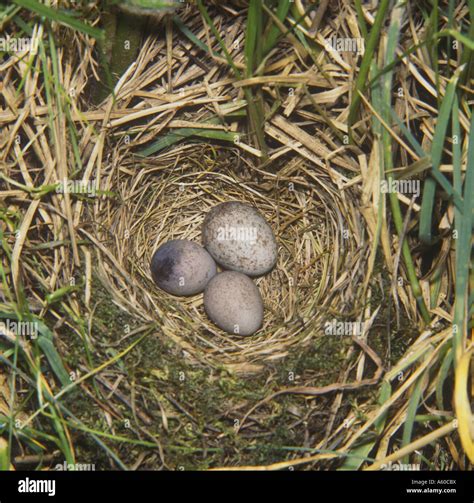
[44,258,421,470]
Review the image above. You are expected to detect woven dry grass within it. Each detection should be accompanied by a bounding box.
[0,0,471,470]
[90,143,367,373]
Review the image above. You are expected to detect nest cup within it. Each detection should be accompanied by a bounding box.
[92,145,366,374]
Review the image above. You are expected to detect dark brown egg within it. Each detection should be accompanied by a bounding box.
[151,239,217,296]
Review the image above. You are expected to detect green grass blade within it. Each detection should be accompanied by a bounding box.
[419,68,464,243]
[0,313,71,388]
[138,117,240,156]
[172,15,219,57]
[12,0,103,39]
[348,0,391,131]
[339,380,391,470]
[36,337,72,388]
[245,0,261,77]
[438,29,474,51]
[419,177,437,244]
[354,0,368,39]
[430,0,440,104]
[389,109,425,158]
[451,97,462,225]
[401,375,425,463]
[263,0,291,55]
[0,357,129,469]
[428,69,463,203]
[452,112,474,360]
[45,285,80,305]
[368,39,428,90]
[380,1,430,322]
[436,347,453,410]
[197,0,266,155]
[45,406,75,466]
[0,437,11,470]
[196,0,241,78]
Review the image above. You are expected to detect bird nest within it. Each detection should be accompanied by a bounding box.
[90,144,368,374]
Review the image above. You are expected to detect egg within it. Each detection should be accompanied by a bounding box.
[203,271,264,336]
[202,202,277,276]
[150,239,217,296]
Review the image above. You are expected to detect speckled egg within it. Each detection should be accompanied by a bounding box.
[150,239,217,296]
[204,271,264,336]
[202,202,277,276]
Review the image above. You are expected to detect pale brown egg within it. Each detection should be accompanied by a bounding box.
[203,271,264,336]
[202,202,277,276]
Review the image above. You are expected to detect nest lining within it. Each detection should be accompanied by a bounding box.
[91,144,367,373]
